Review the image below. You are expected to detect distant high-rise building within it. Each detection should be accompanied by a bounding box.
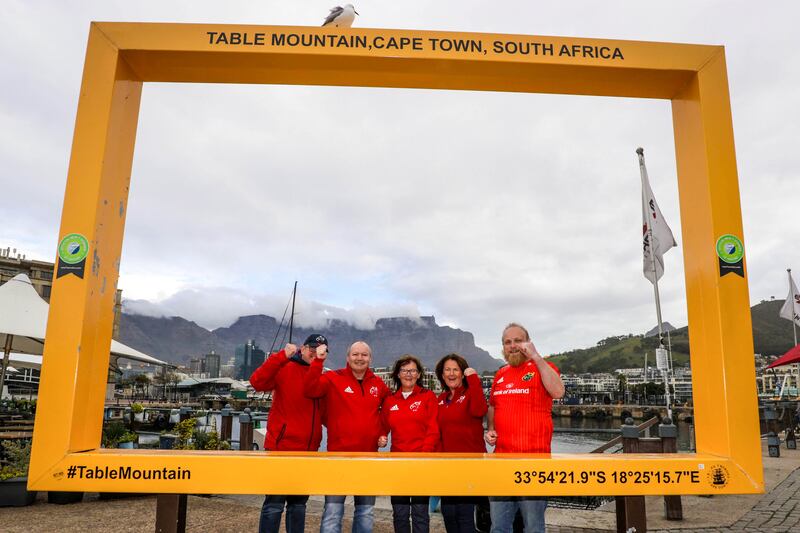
[189,358,204,376]
[205,351,221,379]
[238,340,265,380]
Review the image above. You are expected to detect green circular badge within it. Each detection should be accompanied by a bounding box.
[58,233,89,264]
[716,234,744,264]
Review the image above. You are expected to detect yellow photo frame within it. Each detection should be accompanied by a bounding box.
[29,22,761,496]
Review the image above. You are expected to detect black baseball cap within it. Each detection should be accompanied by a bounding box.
[303,334,328,347]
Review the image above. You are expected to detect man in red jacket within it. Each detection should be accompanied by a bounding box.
[250,333,328,533]
[304,340,390,533]
[485,323,565,533]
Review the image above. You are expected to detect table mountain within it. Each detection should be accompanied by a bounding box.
[119,313,502,373]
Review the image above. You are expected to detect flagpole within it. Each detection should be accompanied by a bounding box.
[789,269,798,346]
[638,147,672,418]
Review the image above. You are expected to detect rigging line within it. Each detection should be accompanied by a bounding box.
[268,289,294,354]
[288,281,298,344]
[279,317,290,349]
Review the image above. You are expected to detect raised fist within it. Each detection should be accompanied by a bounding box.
[316,344,328,360]
[283,343,297,358]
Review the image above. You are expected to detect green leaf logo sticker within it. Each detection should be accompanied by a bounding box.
[58,233,89,265]
[715,234,744,264]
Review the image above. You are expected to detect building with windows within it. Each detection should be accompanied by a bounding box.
[0,246,123,335]
[237,340,265,380]
[0,247,54,300]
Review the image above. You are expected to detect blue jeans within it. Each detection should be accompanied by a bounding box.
[258,495,308,533]
[489,497,547,533]
[321,495,376,533]
[391,496,430,533]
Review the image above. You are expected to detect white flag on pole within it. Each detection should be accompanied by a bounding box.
[779,272,800,326]
[639,150,677,284]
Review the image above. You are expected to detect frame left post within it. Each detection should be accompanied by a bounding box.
[29,23,142,484]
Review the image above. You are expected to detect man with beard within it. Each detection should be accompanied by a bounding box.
[304,340,390,533]
[484,323,565,533]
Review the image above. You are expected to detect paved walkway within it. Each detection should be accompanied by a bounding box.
[546,467,800,532]
[546,445,800,532]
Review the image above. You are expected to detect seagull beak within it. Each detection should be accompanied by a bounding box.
[355,10,360,15]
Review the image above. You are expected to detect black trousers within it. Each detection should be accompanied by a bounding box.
[441,496,478,533]
[391,496,430,533]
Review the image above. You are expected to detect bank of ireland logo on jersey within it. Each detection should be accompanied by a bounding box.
[56,233,89,279]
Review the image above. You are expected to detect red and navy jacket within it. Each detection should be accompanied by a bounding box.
[249,349,323,452]
[381,385,439,452]
[303,359,390,451]
[436,373,488,453]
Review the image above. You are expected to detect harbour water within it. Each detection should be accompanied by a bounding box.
[551,417,694,453]
[140,412,695,453]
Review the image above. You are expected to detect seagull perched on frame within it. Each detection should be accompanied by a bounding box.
[322,4,359,28]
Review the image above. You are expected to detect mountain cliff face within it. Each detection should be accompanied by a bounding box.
[119,313,502,372]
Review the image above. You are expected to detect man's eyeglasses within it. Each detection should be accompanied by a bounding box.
[399,369,419,375]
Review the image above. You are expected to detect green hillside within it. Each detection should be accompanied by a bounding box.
[548,299,795,373]
[548,334,689,374]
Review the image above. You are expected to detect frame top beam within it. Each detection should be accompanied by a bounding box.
[95,22,718,99]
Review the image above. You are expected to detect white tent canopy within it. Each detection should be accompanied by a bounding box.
[0,274,170,385]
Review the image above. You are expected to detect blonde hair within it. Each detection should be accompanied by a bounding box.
[502,322,530,341]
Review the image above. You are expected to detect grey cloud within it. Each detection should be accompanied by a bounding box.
[3,1,798,359]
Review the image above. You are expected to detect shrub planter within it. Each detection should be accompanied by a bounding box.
[0,477,37,507]
[48,491,84,504]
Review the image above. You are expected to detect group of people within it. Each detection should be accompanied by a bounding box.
[249,322,564,533]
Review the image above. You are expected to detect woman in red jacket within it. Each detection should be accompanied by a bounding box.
[382,354,439,533]
[435,353,488,533]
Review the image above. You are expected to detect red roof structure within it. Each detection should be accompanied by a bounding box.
[767,344,800,369]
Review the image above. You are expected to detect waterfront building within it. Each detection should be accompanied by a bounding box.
[175,377,242,401]
[0,246,123,334]
[756,360,799,398]
[0,247,54,300]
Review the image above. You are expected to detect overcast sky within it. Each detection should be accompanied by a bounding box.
[2,1,798,359]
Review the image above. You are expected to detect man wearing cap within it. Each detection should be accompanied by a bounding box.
[304,340,390,533]
[249,333,329,533]
[484,323,564,533]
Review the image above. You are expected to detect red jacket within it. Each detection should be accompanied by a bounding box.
[382,385,439,452]
[303,359,390,451]
[436,373,488,453]
[249,350,323,452]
